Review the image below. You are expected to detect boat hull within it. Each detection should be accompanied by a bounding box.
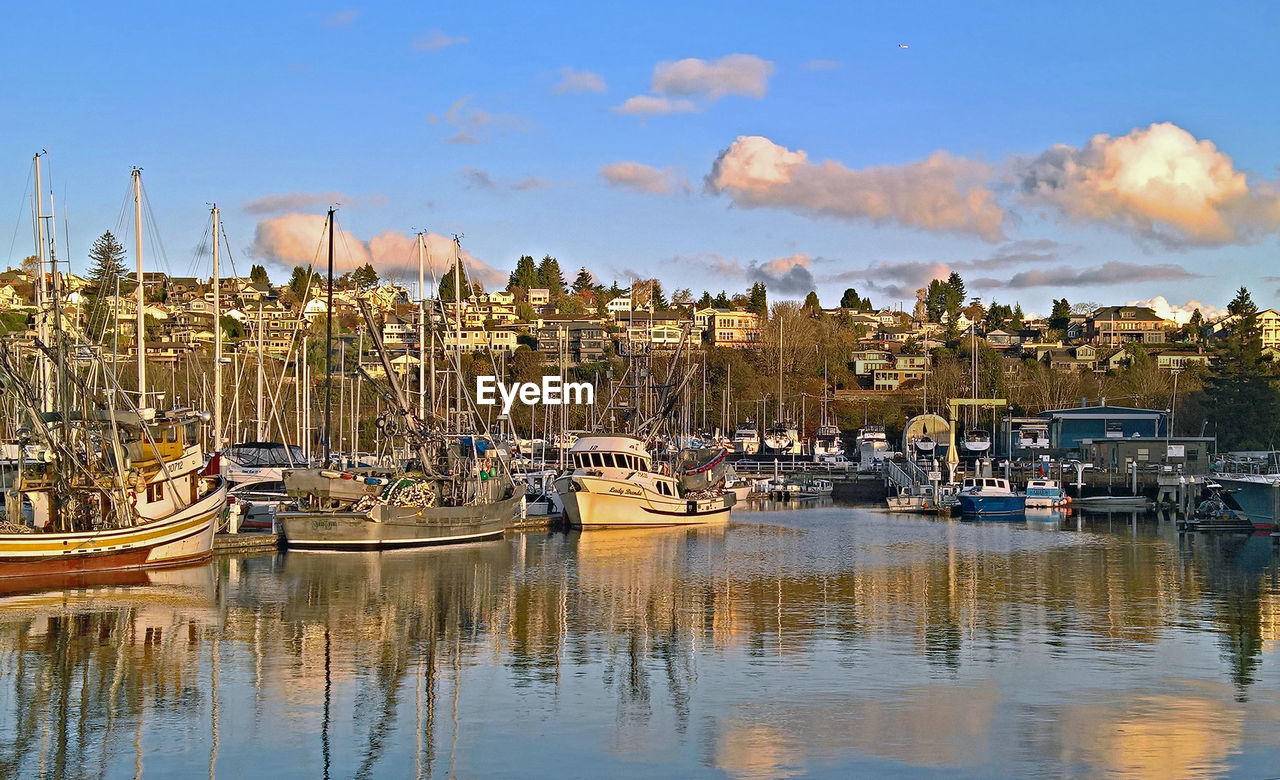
[957,494,1026,516]
[556,475,734,529]
[0,478,226,580]
[279,493,520,550]
[1198,477,1276,528]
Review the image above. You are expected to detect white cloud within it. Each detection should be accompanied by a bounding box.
[616,53,773,115]
[250,213,505,287]
[749,254,815,294]
[651,54,774,100]
[1018,121,1280,246]
[1127,295,1223,324]
[612,95,698,115]
[600,162,688,195]
[708,135,1005,240]
[554,67,606,94]
[413,29,467,51]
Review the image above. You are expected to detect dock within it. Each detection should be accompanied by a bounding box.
[213,532,282,554]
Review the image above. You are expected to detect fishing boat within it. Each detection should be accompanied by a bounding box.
[732,421,760,455]
[278,222,520,550]
[1024,478,1070,508]
[555,435,735,529]
[956,476,1026,517]
[0,164,226,581]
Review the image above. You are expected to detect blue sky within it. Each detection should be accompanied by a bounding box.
[2,1,1278,319]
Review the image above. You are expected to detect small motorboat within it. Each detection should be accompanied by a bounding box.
[1024,479,1070,508]
[956,477,1025,517]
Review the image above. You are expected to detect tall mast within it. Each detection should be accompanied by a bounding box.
[417,232,426,421]
[33,154,53,411]
[212,204,223,450]
[452,235,462,428]
[256,301,265,440]
[323,208,335,465]
[132,168,146,404]
[777,312,783,420]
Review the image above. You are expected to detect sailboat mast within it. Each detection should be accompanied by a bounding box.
[132,168,147,404]
[33,154,53,411]
[323,207,335,465]
[212,204,222,450]
[256,301,265,440]
[417,232,426,421]
[777,313,783,420]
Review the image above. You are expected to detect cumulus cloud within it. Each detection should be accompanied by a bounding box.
[1127,295,1223,324]
[600,162,689,195]
[461,168,550,192]
[747,253,815,295]
[612,95,698,115]
[971,261,1199,290]
[250,213,506,287]
[616,53,773,114]
[1018,122,1280,246]
[243,191,352,215]
[708,135,1005,240]
[413,29,467,51]
[324,8,359,27]
[554,67,606,94]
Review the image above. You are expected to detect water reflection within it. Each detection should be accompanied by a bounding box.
[1,507,1279,777]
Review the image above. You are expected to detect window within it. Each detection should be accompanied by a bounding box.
[146,482,163,503]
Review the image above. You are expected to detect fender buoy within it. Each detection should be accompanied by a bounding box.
[922,501,929,509]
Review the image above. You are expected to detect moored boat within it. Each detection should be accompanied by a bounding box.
[555,435,734,529]
[1024,478,1069,508]
[956,477,1026,517]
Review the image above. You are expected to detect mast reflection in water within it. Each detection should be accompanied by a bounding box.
[3,507,1280,777]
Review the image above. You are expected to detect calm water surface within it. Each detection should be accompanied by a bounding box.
[3,504,1280,778]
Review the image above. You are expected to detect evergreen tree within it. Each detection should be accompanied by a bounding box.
[86,231,127,292]
[508,255,539,291]
[946,271,966,302]
[746,282,768,316]
[925,279,947,322]
[571,266,595,294]
[537,255,566,298]
[840,288,862,310]
[439,262,469,301]
[1187,308,1204,342]
[1011,303,1025,330]
[288,266,321,301]
[249,264,270,284]
[352,262,379,289]
[1206,287,1279,449]
[697,291,713,308]
[713,291,732,308]
[803,291,821,311]
[651,280,669,311]
[1049,298,1071,331]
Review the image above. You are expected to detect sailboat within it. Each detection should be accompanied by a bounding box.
[0,164,226,581]
[277,219,521,549]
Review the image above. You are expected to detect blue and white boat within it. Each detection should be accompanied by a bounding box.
[1024,478,1068,508]
[956,477,1026,517]
[1209,474,1279,529]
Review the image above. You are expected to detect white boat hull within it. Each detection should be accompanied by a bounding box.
[555,474,734,529]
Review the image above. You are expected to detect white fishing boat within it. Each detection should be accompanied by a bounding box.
[555,435,735,529]
[762,421,800,454]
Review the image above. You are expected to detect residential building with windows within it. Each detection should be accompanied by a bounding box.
[1086,306,1171,346]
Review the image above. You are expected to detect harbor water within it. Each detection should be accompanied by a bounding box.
[3,503,1280,777]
